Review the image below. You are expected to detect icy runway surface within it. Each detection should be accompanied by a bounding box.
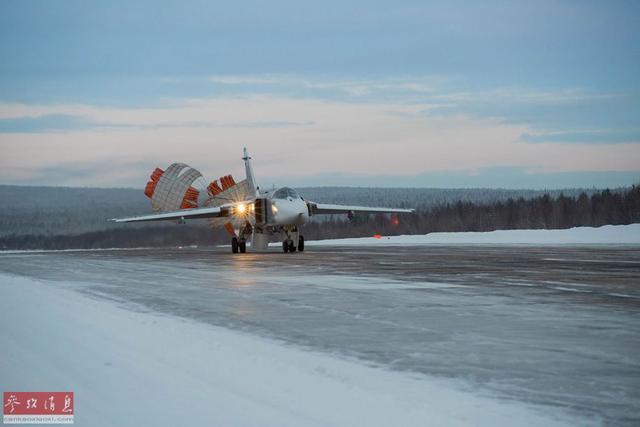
[1,244,639,425]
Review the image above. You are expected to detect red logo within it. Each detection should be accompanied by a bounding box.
[3,392,73,424]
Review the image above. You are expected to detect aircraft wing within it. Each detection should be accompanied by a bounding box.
[112,206,227,223]
[308,203,414,215]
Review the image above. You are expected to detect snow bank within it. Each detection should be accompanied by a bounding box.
[308,224,640,246]
[0,274,585,426]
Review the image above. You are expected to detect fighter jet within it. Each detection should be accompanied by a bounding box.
[113,148,413,253]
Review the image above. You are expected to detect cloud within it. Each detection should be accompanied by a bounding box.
[0,114,94,133]
[429,87,621,105]
[3,74,635,145]
[209,75,289,85]
[266,168,640,190]
[203,76,640,146]
[206,75,621,104]
[1,95,639,188]
[208,75,446,100]
[521,130,640,144]
[0,107,314,134]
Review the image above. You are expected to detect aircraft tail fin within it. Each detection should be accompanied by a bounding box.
[243,147,258,197]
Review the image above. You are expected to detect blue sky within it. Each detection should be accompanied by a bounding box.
[0,0,639,188]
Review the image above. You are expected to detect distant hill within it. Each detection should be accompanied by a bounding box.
[0,185,624,238]
[295,186,607,210]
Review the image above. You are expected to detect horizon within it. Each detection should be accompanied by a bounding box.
[0,182,635,192]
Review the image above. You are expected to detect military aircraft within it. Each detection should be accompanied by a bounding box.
[113,148,413,253]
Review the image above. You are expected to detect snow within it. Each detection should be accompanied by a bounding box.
[308,224,640,246]
[0,273,584,427]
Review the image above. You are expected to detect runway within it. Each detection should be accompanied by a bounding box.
[1,244,639,425]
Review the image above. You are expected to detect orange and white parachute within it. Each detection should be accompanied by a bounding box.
[142,162,253,230]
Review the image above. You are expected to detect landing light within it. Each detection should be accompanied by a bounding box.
[235,203,247,215]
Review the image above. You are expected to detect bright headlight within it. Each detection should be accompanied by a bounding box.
[271,203,278,214]
[235,203,247,215]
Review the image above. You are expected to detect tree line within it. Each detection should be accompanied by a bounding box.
[0,184,608,237]
[302,186,640,240]
[0,186,638,250]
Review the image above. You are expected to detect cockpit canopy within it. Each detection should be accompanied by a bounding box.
[271,187,300,199]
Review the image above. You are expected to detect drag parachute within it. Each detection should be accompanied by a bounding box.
[142,163,253,230]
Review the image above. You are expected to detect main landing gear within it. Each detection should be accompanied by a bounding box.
[231,223,252,254]
[282,235,304,253]
[231,237,246,254]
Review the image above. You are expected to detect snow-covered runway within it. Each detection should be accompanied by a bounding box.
[1,227,639,425]
[1,274,579,427]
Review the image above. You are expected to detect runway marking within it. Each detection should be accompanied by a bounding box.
[607,293,639,299]
[542,258,640,264]
[550,286,592,293]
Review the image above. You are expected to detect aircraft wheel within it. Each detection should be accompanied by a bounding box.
[298,235,305,252]
[231,237,239,254]
[288,240,296,253]
[239,240,246,253]
[282,241,289,253]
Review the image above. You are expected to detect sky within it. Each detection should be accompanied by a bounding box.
[0,0,639,189]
